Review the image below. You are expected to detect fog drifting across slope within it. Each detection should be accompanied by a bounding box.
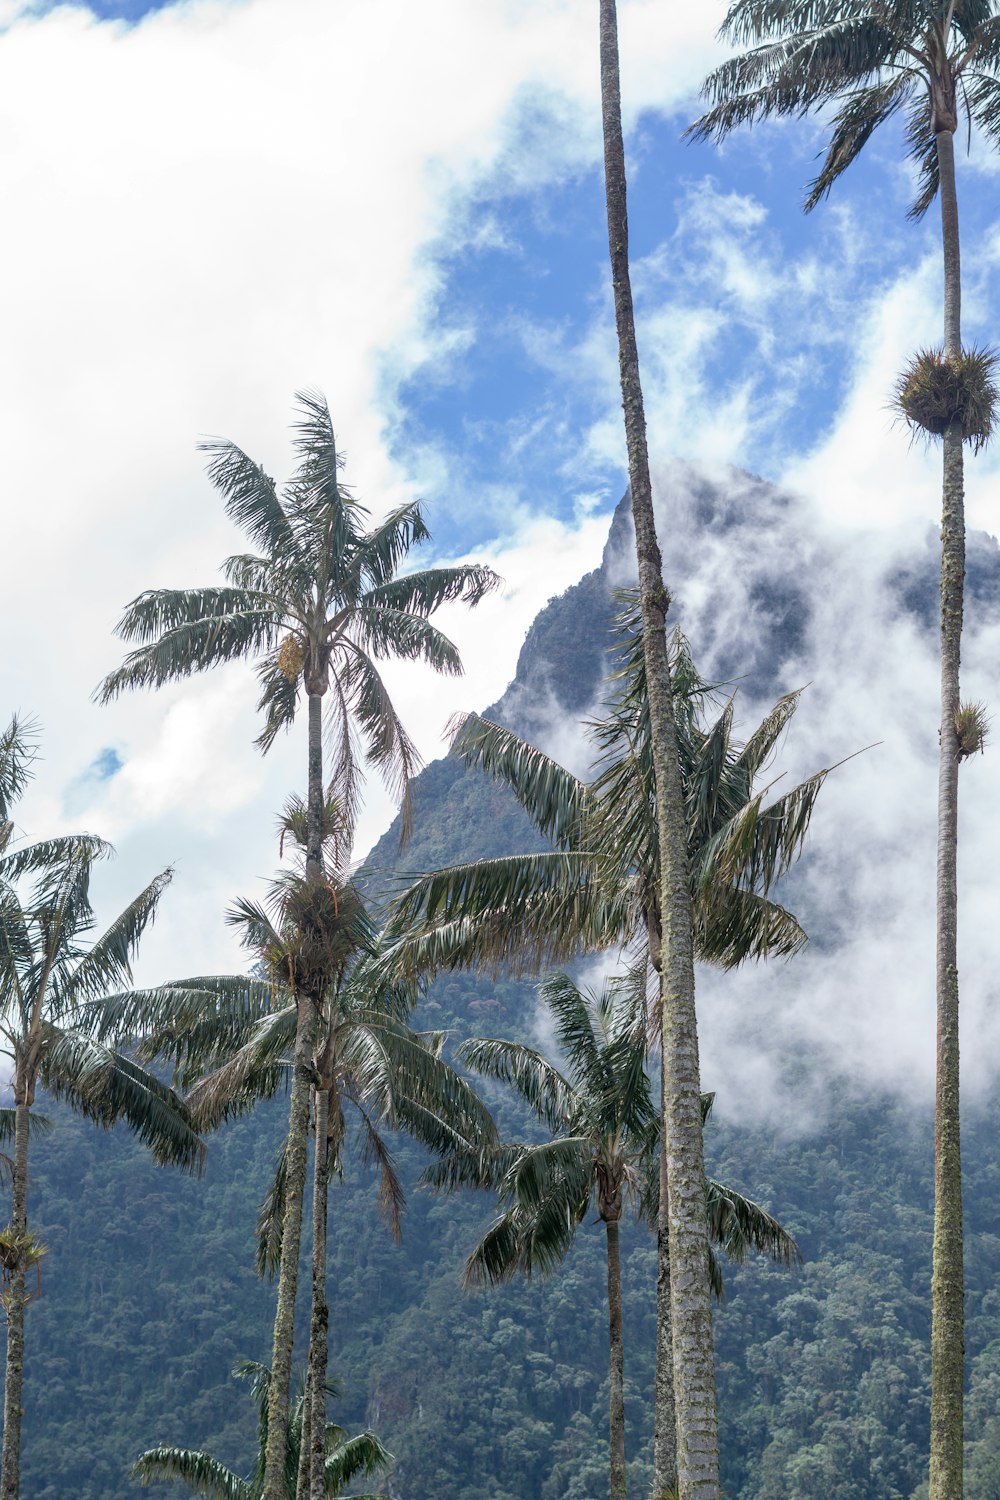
[514,462,1000,1130]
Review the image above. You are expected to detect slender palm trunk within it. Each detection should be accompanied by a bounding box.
[606,1216,628,1500]
[598,6,718,1498]
[929,124,965,1500]
[653,1040,677,1499]
[307,1088,331,1500]
[306,692,324,885]
[264,691,326,1500]
[1,1098,31,1500]
[263,1006,316,1500]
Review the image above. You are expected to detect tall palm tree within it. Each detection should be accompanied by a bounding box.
[688,10,1000,1494]
[97,391,499,1500]
[0,718,204,1500]
[133,1358,392,1499]
[598,0,731,1473]
[432,973,798,1500]
[385,611,832,1496]
[138,865,495,1500]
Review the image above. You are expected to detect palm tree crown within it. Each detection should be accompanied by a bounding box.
[97,389,500,842]
[689,0,1000,221]
[133,1358,392,1499]
[0,716,203,1500]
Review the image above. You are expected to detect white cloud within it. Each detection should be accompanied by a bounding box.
[0,0,721,982]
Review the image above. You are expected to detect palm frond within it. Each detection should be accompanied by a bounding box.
[256,1138,288,1279]
[324,1432,393,1494]
[61,868,173,1006]
[805,76,910,208]
[361,562,500,618]
[132,1446,250,1498]
[198,435,297,563]
[0,714,38,822]
[458,1036,576,1132]
[41,1028,204,1171]
[97,592,282,700]
[451,714,588,850]
[351,607,464,675]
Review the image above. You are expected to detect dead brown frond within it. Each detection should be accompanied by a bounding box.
[892,346,999,453]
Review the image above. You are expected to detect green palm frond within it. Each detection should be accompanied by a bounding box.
[185,1007,296,1132]
[362,562,500,618]
[0,832,112,885]
[59,869,173,1007]
[98,595,282,700]
[706,1176,802,1271]
[346,502,431,594]
[352,606,463,674]
[198,435,297,564]
[458,1035,576,1132]
[254,655,300,754]
[338,645,421,839]
[0,1108,52,1144]
[323,1432,393,1496]
[256,1139,288,1279]
[41,1028,204,1171]
[132,1445,250,1498]
[451,713,588,850]
[689,0,1000,216]
[0,715,38,824]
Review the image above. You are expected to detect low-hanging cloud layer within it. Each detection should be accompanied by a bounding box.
[581,463,1000,1127]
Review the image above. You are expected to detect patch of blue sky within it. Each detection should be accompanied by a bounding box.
[393,95,1000,559]
[11,0,175,17]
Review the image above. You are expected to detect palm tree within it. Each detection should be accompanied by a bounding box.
[133,1358,392,1499]
[432,972,798,1500]
[385,611,832,1496]
[597,2,716,1491]
[140,863,495,1500]
[0,717,204,1500]
[688,9,1000,1494]
[97,390,499,1499]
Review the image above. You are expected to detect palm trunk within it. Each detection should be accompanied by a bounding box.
[653,1042,677,1500]
[262,1005,316,1500]
[306,692,324,884]
[264,691,326,1500]
[598,6,718,1498]
[1,1098,31,1500]
[307,1088,331,1500]
[295,1385,311,1500]
[606,1217,628,1500]
[929,124,965,1500]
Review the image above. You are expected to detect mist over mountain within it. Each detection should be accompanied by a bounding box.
[9,463,1000,1500]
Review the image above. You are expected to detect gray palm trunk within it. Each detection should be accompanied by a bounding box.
[930,121,965,1500]
[598,5,718,1498]
[653,1042,677,1499]
[605,1213,628,1500]
[263,690,327,1500]
[307,1086,332,1500]
[1,1094,31,1500]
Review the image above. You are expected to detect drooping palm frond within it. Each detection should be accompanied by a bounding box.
[56,868,173,1008]
[0,715,38,826]
[457,1035,576,1133]
[132,1445,251,1498]
[40,1027,205,1171]
[97,590,283,701]
[450,713,589,850]
[689,0,1000,217]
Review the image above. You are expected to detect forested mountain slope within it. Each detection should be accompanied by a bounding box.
[10,468,1000,1500]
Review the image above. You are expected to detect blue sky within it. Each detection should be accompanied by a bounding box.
[5,0,1000,1090]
